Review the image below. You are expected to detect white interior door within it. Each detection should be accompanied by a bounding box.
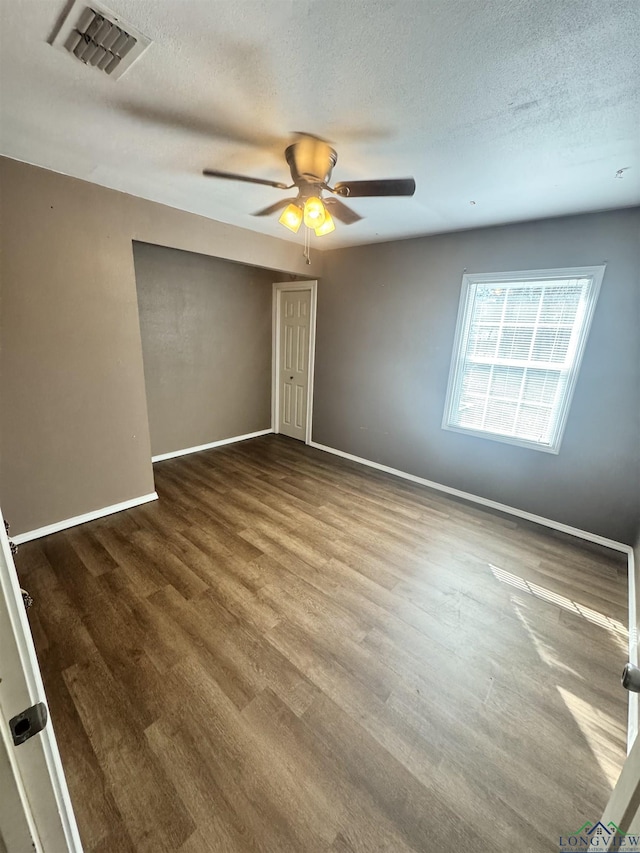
[0,729,33,853]
[0,510,82,852]
[277,287,313,442]
[586,731,640,851]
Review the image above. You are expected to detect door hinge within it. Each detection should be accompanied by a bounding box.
[9,702,48,746]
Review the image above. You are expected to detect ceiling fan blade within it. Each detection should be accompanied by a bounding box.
[202,169,292,190]
[291,131,332,144]
[324,198,363,224]
[119,101,284,151]
[252,199,297,217]
[333,178,416,198]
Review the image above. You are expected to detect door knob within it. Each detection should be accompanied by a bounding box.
[622,662,640,692]
[289,376,293,380]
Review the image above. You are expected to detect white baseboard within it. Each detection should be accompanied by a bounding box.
[309,440,630,552]
[11,492,159,544]
[152,429,273,462]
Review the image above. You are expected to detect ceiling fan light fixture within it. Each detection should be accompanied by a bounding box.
[202,134,415,246]
[279,203,303,233]
[303,197,326,229]
[314,209,335,236]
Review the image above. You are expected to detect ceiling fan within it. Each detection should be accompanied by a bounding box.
[202,133,416,237]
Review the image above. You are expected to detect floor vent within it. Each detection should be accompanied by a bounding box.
[50,0,151,80]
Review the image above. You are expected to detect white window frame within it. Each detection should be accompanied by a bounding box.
[442,265,605,454]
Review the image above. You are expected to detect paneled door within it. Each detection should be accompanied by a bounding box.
[278,288,312,441]
[0,511,82,852]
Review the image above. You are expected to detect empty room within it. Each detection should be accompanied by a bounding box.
[0,1,639,851]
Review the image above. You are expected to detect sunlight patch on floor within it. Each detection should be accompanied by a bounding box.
[510,597,584,677]
[557,686,625,789]
[490,564,628,651]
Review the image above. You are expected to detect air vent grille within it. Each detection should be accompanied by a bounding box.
[50,0,151,80]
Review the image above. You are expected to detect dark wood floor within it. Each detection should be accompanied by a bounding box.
[16,435,629,852]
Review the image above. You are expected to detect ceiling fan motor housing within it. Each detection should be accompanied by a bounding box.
[285,139,337,190]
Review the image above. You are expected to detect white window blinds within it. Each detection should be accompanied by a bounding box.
[442,267,604,453]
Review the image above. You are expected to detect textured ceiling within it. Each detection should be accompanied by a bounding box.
[1,0,638,248]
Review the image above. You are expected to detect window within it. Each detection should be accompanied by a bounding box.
[442,266,605,453]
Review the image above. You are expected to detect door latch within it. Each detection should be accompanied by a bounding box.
[9,702,48,745]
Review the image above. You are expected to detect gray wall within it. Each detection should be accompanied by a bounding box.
[314,209,640,545]
[0,158,316,536]
[133,243,273,457]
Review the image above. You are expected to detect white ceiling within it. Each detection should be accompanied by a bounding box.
[1,0,638,249]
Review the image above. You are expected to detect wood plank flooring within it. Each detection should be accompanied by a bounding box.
[16,435,629,852]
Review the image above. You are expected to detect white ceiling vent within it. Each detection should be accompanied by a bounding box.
[50,0,152,80]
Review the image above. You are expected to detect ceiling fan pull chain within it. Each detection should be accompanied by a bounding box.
[303,224,311,265]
